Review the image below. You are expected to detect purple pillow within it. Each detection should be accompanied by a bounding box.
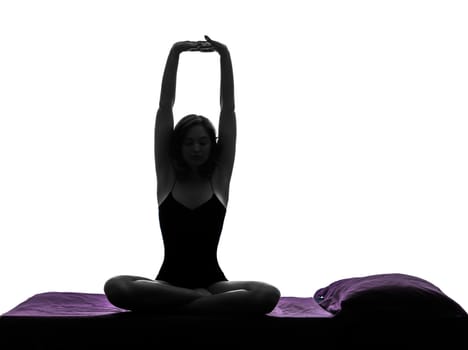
[314,273,467,319]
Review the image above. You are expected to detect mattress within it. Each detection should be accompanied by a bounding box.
[1,293,337,348]
[1,273,467,349]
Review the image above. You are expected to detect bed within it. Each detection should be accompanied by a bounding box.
[1,273,467,349]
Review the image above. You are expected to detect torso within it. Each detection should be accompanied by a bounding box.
[156,169,228,288]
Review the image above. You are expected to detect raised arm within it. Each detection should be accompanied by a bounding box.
[204,36,237,186]
[155,41,212,193]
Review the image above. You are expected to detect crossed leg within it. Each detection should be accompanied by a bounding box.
[104,275,205,312]
[104,275,280,315]
[184,280,281,315]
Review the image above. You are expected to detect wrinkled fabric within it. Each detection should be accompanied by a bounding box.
[314,273,467,318]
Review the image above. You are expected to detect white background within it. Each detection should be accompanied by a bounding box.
[1,0,467,314]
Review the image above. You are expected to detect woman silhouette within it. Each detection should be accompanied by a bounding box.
[104,36,281,315]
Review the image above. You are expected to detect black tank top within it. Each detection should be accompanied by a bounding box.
[155,182,228,288]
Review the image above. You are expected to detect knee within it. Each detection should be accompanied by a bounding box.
[251,283,281,314]
[104,276,134,308]
[104,276,119,297]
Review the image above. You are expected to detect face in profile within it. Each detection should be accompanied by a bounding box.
[181,125,212,169]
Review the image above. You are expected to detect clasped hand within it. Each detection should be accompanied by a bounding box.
[171,35,228,55]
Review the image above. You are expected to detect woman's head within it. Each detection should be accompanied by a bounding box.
[171,114,218,178]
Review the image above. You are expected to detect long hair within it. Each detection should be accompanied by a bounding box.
[170,114,218,179]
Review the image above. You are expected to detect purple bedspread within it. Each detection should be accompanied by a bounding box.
[2,292,333,318]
